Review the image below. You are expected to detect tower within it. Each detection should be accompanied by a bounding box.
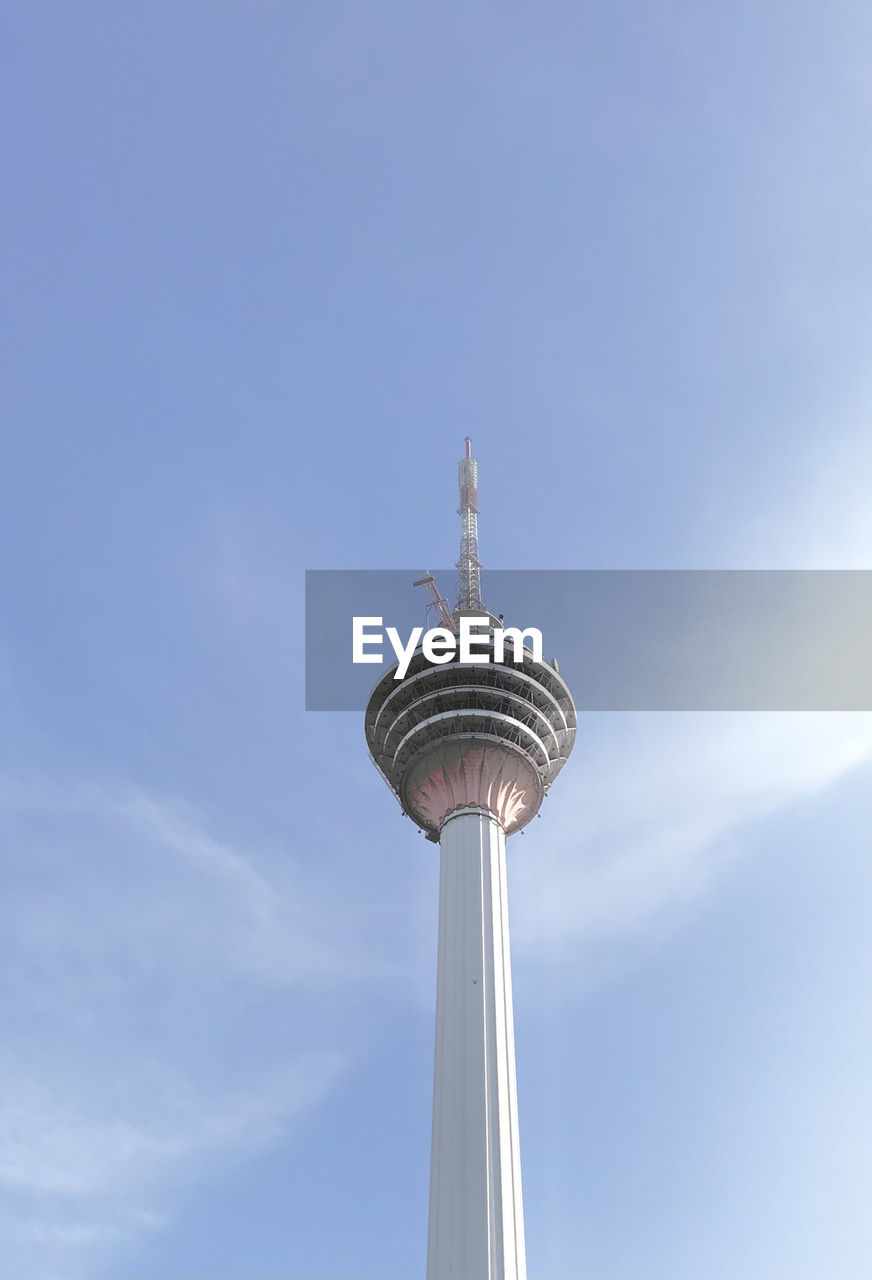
[365,440,576,1279]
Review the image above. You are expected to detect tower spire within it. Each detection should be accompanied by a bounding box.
[456,435,482,611]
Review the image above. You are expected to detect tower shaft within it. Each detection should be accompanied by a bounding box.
[427,807,526,1280]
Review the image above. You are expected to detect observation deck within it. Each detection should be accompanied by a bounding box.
[365,615,577,839]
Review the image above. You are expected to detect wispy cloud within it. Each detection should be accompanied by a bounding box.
[0,1049,340,1279]
[514,712,872,967]
[0,776,382,984]
[512,411,872,971]
[0,1054,338,1200]
[0,779,355,1277]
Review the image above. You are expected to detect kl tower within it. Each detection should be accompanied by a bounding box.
[365,439,576,1279]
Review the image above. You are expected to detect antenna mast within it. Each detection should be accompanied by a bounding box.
[456,435,482,611]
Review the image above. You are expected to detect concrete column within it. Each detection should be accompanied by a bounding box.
[426,807,526,1280]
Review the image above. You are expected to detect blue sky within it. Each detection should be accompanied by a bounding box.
[1,3,871,1276]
